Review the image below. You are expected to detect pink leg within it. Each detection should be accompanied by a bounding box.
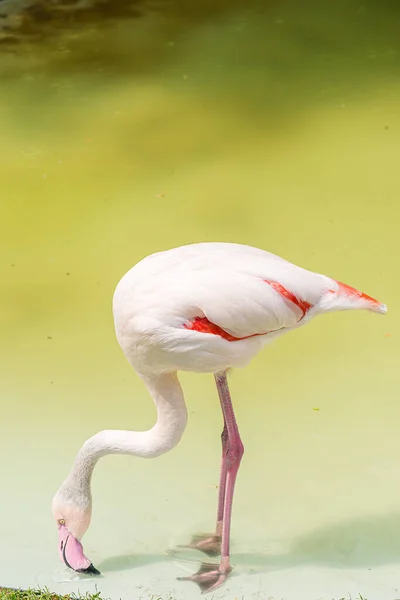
[216,419,229,534]
[216,372,244,560]
[179,371,244,593]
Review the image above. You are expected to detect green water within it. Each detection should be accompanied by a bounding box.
[1,1,399,598]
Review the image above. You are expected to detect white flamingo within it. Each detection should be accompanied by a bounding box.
[52,242,386,593]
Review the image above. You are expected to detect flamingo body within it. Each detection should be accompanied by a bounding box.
[112,242,385,375]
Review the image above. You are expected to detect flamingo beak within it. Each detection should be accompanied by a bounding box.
[58,524,101,575]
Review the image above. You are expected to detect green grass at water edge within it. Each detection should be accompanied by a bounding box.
[0,589,105,600]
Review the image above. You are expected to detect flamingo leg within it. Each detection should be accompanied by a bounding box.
[178,371,243,593]
[216,418,229,533]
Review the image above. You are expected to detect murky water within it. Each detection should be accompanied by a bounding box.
[1,1,399,598]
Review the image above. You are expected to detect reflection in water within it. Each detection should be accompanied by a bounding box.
[98,507,400,572]
[1,0,399,598]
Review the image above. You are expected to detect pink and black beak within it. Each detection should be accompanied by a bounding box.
[58,524,101,575]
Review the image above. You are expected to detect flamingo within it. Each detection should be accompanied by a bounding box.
[52,242,386,593]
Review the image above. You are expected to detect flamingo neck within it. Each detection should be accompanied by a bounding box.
[66,372,188,491]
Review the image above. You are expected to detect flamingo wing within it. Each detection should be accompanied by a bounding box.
[178,269,319,340]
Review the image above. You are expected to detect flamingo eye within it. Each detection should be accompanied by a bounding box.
[58,518,65,525]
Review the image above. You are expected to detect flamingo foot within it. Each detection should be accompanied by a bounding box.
[177,560,232,593]
[177,533,222,557]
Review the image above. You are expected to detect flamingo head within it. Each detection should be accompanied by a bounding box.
[52,484,100,576]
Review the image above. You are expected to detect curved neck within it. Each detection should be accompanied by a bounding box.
[66,372,188,491]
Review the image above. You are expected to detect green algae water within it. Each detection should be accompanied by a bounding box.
[1,1,399,598]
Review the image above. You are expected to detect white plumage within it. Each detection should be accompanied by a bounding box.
[113,242,385,374]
